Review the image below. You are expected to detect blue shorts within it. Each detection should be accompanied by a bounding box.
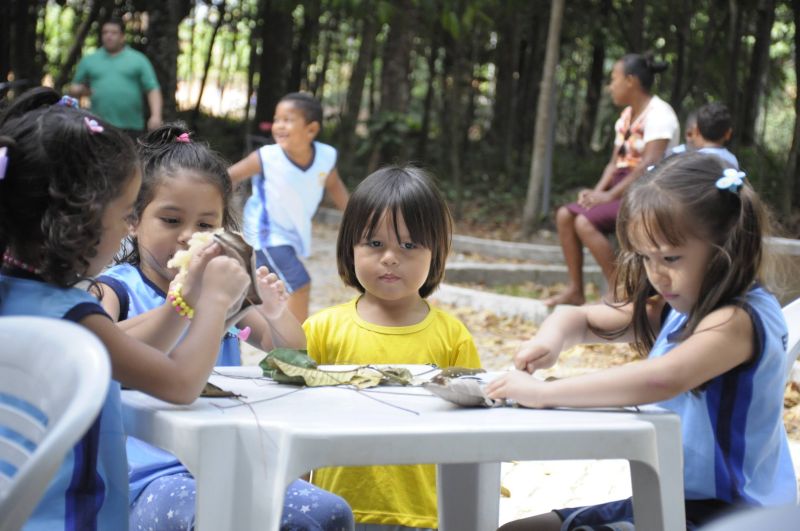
[555,497,734,530]
[256,246,311,293]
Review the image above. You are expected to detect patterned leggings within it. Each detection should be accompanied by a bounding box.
[129,472,354,531]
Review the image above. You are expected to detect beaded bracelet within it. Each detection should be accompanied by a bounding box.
[167,285,195,319]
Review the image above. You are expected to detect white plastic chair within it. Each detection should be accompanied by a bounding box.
[0,317,110,531]
[782,297,800,382]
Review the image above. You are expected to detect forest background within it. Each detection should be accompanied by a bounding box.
[3,0,800,239]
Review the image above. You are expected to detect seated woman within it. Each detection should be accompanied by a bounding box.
[544,52,679,307]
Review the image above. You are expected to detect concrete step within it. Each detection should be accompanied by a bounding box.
[445,261,605,288]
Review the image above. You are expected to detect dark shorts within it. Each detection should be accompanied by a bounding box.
[255,246,310,293]
[564,167,631,234]
[554,497,735,530]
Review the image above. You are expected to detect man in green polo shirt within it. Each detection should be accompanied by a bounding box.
[70,17,162,137]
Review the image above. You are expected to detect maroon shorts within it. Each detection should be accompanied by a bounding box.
[564,167,631,234]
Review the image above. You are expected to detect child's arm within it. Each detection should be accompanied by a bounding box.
[488,304,753,409]
[82,255,251,404]
[237,267,306,351]
[228,151,261,185]
[95,243,219,352]
[324,168,349,210]
[514,301,641,373]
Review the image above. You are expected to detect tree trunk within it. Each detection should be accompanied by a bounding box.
[726,0,743,132]
[145,0,191,123]
[10,0,42,88]
[740,0,775,146]
[515,7,548,183]
[489,2,522,179]
[0,2,12,82]
[521,0,564,237]
[253,0,295,135]
[417,25,440,162]
[289,0,319,92]
[574,9,605,155]
[338,13,379,176]
[53,0,105,92]
[669,0,690,113]
[787,0,800,216]
[629,0,645,52]
[374,0,415,164]
[190,1,226,130]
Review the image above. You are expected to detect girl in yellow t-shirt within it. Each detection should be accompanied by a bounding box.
[303,165,481,531]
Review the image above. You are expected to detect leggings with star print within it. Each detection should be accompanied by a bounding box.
[129,472,354,531]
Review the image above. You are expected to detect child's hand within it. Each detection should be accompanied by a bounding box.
[514,340,558,374]
[484,370,546,408]
[171,241,221,307]
[200,255,251,313]
[254,266,289,320]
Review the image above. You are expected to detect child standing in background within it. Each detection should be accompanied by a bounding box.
[303,166,481,531]
[488,153,795,530]
[229,92,349,322]
[96,123,354,531]
[0,88,251,530]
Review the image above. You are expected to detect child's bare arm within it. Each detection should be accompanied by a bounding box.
[489,305,753,409]
[228,151,262,185]
[83,255,251,404]
[515,302,637,373]
[95,243,221,352]
[238,268,306,351]
[324,168,349,210]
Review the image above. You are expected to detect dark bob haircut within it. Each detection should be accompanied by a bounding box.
[336,165,452,298]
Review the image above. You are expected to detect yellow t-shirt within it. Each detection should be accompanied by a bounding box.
[303,296,481,528]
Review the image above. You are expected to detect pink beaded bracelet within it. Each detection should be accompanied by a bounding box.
[167,285,194,319]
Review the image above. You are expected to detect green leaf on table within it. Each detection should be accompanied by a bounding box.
[260,348,318,384]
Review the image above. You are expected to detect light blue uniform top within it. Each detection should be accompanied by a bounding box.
[0,270,128,531]
[667,144,739,169]
[243,141,337,257]
[99,264,241,504]
[652,286,796,504]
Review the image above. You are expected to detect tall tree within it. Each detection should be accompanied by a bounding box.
[289,0,320,92]
[740,0,776,146]
[145,0,191,122]
[787,0,800,216]
[253,0,295,134]
[191,1,226,129]
[338,11,379,176]
[8,0,42,88]
[489,0,523,179]
[521,0,564,236]
[574,0,607,155]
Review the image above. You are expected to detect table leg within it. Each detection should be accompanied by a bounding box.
[629,415,685,531]
[437,462,501,531]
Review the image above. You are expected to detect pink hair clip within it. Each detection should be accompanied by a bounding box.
[84,117,104,134]
[176,133,191,143]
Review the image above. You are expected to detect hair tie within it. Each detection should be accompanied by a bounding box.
[84,117,104,134]
[57,95,79,108]
[0,146,8,181]
[715,168,745,194]
[176,133,191,143]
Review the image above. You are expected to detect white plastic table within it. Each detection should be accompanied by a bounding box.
[121,366,685,531]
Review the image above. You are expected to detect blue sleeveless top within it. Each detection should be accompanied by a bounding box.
[243,141,337,257]
[98,263,241,504]
[652,286,796,504]
[0,270,128,531]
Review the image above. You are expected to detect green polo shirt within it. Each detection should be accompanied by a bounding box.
[73,46,159,131]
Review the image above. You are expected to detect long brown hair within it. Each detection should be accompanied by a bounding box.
[614,153,769,356]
